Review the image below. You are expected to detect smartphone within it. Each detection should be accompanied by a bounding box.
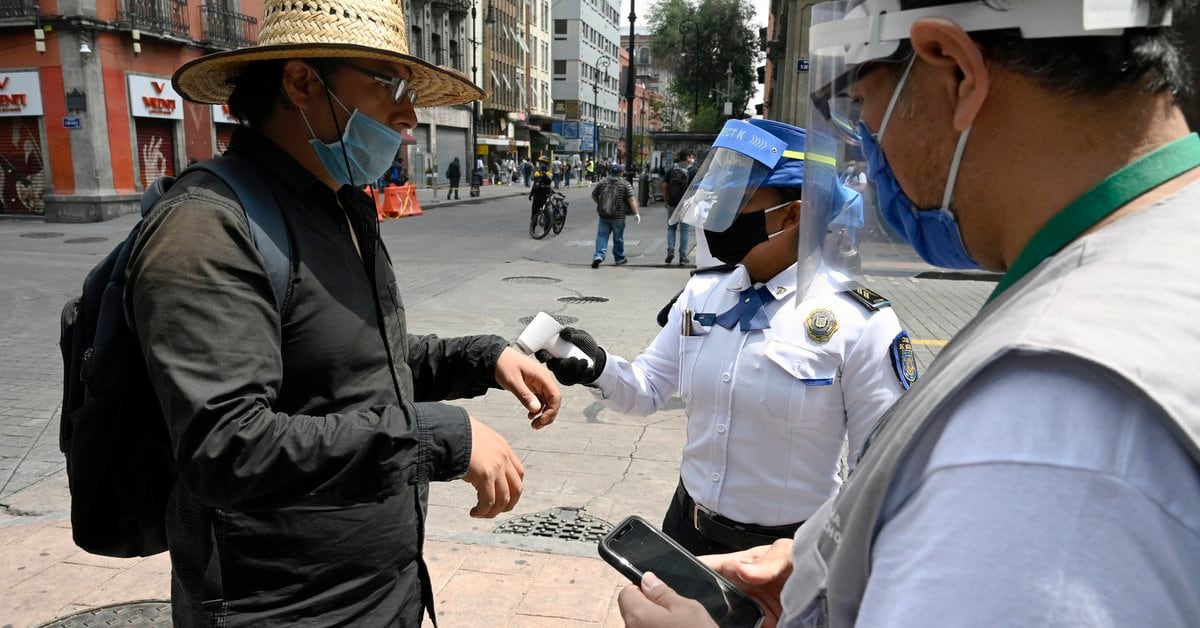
[598,515,766,627]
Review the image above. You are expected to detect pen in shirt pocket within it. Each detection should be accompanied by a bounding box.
[683,308,693,336]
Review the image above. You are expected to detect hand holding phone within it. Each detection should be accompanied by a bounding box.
[599,516,766,627]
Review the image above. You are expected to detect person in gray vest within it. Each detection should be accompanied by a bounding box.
[618,1,1200,626]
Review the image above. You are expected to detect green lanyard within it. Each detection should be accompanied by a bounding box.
[989,133,1200,303]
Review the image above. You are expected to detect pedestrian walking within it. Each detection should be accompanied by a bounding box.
[590,163,639,267]
[586,158,595,183]
[619,1,1200,626]
[543,119,907,556]
[152,2,561,624]
[522,158,533,187]
[662,150,696,265]
[563,157,573,187]
[551,157,563,188]
[446,156,461,199]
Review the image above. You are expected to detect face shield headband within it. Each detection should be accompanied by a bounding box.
[808,0,1173,145]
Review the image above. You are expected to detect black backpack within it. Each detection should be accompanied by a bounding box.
[58,154,291,558]
[667,164,691,206]
[597,178,624,219]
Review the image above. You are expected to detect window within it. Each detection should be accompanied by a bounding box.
[411,25,423,58]
[553,60,566,75]
[554,19,567,35]
[432,33,443,66]
[450,39,461,71]
[638,47,649,65]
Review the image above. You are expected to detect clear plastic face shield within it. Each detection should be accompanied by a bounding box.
[798,0,1173,297]
[669,119,789,232]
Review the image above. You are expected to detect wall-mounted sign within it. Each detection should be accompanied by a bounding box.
[128,75,183,120]
[0,71,44,117]
[212,103,239,124]
[63,116,82,129]
[796,59,810,73]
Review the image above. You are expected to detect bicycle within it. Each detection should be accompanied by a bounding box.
[530,192,568,239]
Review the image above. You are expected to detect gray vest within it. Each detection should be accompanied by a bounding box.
[782,180,1200,627]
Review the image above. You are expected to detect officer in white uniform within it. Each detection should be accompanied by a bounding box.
[539,119,914,554]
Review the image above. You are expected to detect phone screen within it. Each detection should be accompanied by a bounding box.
[601,517,764,626]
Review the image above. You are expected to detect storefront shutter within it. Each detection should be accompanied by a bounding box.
[135,118,176,189]
[0,117,46,215]
[214,123,236,156]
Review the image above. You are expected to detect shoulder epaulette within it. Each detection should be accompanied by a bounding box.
[841,281,891,312]
[691,264,737,276]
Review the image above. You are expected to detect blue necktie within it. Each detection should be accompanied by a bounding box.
[715,286,776,331]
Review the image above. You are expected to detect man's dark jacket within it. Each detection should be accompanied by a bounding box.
[126,128,507,626]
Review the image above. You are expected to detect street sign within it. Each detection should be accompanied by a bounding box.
[796,59,810,73]
[63,116,82,129]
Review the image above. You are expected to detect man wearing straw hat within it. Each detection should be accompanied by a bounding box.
[125,1,562,624]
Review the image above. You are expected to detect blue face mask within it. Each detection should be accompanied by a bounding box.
[858,59,980,270]
[301,83,403,187]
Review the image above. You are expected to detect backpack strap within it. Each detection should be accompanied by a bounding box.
[184,155,293,312]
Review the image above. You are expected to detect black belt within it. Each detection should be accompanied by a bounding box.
[675,483,803,550]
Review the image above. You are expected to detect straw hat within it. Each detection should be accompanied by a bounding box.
[173,0,485,108]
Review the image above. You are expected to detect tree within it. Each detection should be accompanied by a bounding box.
[648,0,760,132]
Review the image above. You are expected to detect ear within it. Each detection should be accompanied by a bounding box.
[909,18,990,132]
[280,60,324,110]
[780,200,802,229]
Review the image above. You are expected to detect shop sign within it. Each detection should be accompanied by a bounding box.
[212,104,240,124]
[63,116,82,129]
[128,75,183,120]
[0,71,44,117]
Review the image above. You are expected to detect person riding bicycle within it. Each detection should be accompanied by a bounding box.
[529,157,554,226]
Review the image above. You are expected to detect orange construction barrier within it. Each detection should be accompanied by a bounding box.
[382,183,424,219]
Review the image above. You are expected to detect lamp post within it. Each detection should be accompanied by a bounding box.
[468,1,495,171]
[592,56,612,173]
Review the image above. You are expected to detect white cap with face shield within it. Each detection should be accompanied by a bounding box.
[798,0,1174,297]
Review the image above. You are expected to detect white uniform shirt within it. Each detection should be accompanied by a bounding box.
[591,265,907,526]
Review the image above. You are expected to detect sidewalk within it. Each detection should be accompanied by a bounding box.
[0,514,624,627]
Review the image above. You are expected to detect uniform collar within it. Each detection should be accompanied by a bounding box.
[724,262,848,303]
[725,263,800,301]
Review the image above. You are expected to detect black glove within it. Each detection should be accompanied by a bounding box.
[534,327,607,385]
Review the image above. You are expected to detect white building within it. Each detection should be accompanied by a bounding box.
[551,0,622,161]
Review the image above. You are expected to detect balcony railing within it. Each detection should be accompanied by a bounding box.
[0,0,38,19]
[200,3,258,50]
[119,0,190,39]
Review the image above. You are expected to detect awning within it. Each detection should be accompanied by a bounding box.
[531,130,565,145]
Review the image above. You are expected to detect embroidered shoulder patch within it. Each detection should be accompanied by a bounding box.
[842,282,891,312]
[890,332,919,390]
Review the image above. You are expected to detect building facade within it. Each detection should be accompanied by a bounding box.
[0,0,263,221]
[403,0,474,187]
[551,0,620,163]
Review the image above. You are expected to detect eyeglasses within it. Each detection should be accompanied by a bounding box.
[339,62,419,106]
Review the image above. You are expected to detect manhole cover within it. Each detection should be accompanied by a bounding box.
[518,314,578,326]
[20,231,63,239]
[557,296,609,305]
[494,507,613,543]
[64,237,109,244]
[502,276,562,285]
[38,600,172,627]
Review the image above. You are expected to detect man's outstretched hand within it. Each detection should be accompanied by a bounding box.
[494,347,561,429]
[462,416,524,518]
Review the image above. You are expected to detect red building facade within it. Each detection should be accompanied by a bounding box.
[0,0,261,221]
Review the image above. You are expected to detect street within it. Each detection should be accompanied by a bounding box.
[0,185,993,625]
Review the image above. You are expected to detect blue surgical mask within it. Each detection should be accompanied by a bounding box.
[859,59,980,270]
[300,85,403,187]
